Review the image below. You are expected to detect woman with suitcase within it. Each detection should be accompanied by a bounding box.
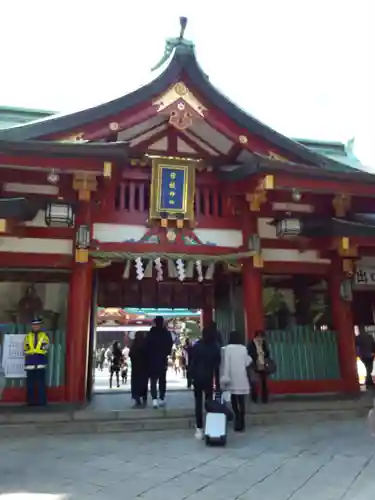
[188,327,221,440]
[220,330,251,432]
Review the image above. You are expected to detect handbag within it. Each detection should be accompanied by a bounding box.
[264,358,277,375]
[246,364,259,384]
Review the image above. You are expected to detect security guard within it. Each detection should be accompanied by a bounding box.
[23,318,50,406]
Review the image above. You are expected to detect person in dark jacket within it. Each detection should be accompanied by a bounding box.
[145,316,173,409]
[356,327,375,387]
[247,330,270,404]
[206,321,223,347]
[109,341,123,389]
[129,331,148,408]
[183,338,194,388]
[188,327,221,439]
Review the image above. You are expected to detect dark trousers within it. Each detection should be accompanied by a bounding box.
[26,369,47,406]
[109,367,120,388]
[150,367,167,400]
[251,371,269,403]
[131,366,148,402]
[361,357,374,386]
[231,394,246,430]
[194,384,213,429]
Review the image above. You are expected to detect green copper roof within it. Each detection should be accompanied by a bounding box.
[0,105,55,130]
[295,137,361,171]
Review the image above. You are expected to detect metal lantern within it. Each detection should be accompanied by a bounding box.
[45,203,74,227]
[276,218,301,238]
[76,224,91,248]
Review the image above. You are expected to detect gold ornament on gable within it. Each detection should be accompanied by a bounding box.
[153,82,207,131]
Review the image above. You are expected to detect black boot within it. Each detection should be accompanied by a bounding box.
[234,414,242,432]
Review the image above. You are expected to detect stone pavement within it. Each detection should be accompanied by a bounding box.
[0,419,374,500]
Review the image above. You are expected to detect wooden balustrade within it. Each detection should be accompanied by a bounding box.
[97,181,238,228]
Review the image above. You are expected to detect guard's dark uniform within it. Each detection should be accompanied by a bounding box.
[23,319,49,406]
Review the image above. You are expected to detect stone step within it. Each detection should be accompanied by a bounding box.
[0,395,371,436]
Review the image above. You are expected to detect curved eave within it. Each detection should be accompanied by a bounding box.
[0,139,129,160]
[0,43,358,172]
[217,157,375,183]
[0,51,185,141]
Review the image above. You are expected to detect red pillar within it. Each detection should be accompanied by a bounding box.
[201,307,213,328]
[329,257,359,393]
[242,258,264,339]
[65,202,93,403]
[242,214,264,340]
[65,260,93,402]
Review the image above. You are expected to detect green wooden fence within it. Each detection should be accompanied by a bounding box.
[266,327,340,381]
[0,324,66,390]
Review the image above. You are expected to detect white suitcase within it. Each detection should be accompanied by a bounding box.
[204,392,227,446]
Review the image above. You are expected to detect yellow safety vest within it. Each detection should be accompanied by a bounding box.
[24,331,49,355]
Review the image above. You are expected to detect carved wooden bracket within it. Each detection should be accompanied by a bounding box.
[73,174,97,201]
[332,194,351,218]
[245,174,274,212]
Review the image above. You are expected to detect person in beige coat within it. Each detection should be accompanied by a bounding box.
[220,331,251,432]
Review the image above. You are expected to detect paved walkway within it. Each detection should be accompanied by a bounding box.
[0,419,374,500]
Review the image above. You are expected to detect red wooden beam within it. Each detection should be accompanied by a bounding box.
[2,226,74,239]
[174,130,212,158]
[264,261,329,274]
[92,241,243,256]
[181,128,223,156]
[0,252,72,268]
[132,128,168,152]
[167,127,178,154]
[128,121,166,143]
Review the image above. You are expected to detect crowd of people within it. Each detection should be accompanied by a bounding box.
[96,316,273,438]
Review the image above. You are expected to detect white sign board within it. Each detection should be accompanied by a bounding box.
[354,267,375,288]
[1,334,26,378]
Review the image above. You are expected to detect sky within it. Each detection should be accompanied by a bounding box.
[0,0,373,167]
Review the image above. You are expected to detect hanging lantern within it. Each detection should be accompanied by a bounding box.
[76,224,91,248]
[276,218,301,238]
[45,203,74,227]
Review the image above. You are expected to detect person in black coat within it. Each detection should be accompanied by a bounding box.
[109,341,123,389]
[144,316,173,408]
[247,330,270,404]
[129,331,148,408]
[188,327,221,439]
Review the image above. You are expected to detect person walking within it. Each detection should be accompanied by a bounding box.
[221,330,251,432]
[183,338,194,388]
[247,330,271,404]
[129,331,148,407]
[109,341,123,389]
[206,321,223,347]
[23,318,50,406]
[188,327,221,439]
[145,316,173,409]
[356,327,375,388]
[98,347,105,371]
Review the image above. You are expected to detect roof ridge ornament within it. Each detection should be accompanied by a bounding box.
[151,16,195,72]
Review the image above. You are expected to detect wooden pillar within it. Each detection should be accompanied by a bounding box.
[242,214,264,339]
[201,307,213,328]
[329,256,359,393]
[65,202,93,403]
[242,258,264,339]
